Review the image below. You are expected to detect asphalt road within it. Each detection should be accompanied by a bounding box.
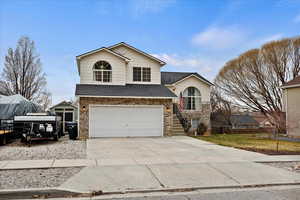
[3,186,300,199]
[93,187,300,200]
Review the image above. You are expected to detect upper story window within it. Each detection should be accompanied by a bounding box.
[182,87,201,110]
[93,61,112,82]
[133,67,151,82]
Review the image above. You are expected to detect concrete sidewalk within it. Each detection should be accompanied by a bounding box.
[1,155,300,170]
[60,162,300,194]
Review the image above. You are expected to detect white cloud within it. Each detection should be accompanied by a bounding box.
[294,14,300,23]
[152,53,201,68]
[255,34,283,45]
[191,26,246,49]
[152,53,226,77]
[155,31,285,81]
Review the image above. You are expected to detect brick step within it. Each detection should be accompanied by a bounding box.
[172,129,185,133]
[173,125,182,128]
[172,129,185,132]
[172,131,185,135]
[172,126,184,129]
[173,120,182,124]
[173,124,182,127]
[172,115,185,135]
[172,124,183,128]
[172,133,186,136]
[173,117,181,120]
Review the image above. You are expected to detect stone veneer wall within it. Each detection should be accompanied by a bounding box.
[181,103,211,134]
[79,97,173,139]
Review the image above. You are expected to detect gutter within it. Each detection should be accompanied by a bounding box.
[280,84,300,89]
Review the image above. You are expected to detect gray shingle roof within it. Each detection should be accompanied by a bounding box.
[230,114,259,125]
[161,72,213,85]
[75,84,177,98]
[49,101,77,110]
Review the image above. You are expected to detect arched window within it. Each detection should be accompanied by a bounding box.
[182,87,201,110]
[93,61,112,82]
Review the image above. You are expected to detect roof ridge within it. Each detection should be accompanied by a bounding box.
[161,71,195,74]
[107,42,166,65]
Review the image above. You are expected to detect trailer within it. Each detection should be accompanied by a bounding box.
[14,113,63,146]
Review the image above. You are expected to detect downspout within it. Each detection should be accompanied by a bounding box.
[77,96,80,139]
[285,89,288,135]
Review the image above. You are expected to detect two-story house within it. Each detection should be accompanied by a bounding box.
[75,42,213,139]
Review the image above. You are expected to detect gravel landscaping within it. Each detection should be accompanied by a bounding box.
[263,162,300,173]
[0,167,82,189]
[0,136,86,160]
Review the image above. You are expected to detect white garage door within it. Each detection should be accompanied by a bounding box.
[89,105,163,137]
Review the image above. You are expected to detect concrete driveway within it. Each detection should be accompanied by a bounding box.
[61,136,300,193]
[86,136,267,164]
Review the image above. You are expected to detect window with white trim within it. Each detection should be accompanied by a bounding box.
[133,67,151,82]
[183,87,201,110]
[93,61,112,82]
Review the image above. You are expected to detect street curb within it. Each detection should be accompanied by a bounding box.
[2,183,300,199]
[0,187,89,200]
[255,160,300,163]
[91,182,300,195]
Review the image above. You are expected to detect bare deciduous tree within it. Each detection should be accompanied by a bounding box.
[0,36,51,110]
[215,36,300,132]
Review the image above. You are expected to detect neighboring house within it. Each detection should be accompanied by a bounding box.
[249,112,273,128]
[75,42,213,139]
[210,112,232,134]
[211,112,259,133]
[230,114,259,129]
[50,101,78,133]
[281,76,300,138]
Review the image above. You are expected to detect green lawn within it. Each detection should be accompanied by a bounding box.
[195,133,300,155]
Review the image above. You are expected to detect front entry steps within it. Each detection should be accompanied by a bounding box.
[172,115,186,136]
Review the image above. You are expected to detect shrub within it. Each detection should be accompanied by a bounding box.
[197,123,207,135]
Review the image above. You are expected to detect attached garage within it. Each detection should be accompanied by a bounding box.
[76,84,177,139]
[89,105,163,137]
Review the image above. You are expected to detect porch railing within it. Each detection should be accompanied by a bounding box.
[173,103,191,132]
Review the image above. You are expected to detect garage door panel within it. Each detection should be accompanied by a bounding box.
[89,105,163,137]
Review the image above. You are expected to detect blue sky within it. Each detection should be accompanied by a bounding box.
[1,0,300,105]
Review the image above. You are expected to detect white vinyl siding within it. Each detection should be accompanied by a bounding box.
[79,51,127,85]
[110,46,161,85]
[89,105,163,137]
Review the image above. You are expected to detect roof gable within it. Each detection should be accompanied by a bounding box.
[108,42,166,65]
[76,47,130,74]
[76,47,130,61]
[50,101,77,109]
[161,72,213,86]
